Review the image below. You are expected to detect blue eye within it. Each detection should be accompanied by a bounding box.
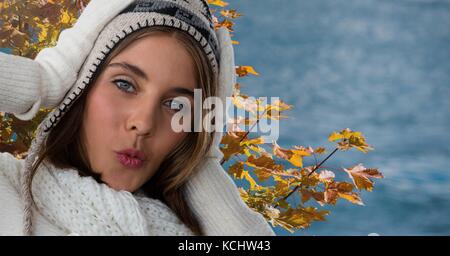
[113,79,136,94]
[166,99,184,112]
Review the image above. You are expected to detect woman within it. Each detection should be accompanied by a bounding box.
[0,0,275,236]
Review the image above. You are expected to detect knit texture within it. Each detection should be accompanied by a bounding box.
[31,159,193,236]
[0,52,44,120]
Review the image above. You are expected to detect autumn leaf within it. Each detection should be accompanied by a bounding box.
[215,18,234,31]
[264,204,281,225]
[242,170,259,189]
[60,9,73,25]
[231,95,261,114]
[220,9,241,19]
[324,187,338,205]
[241,136,265,147]
[254,168,272,182]
[276,207,329,232]
[208,0,229,7]
[246,154,282,172]
[298,167,320,187]
[266,99,293,112]
[343,164,383,191]
[314,147,327,154]
[259,99,292,120]
[318,170,335,182]
[338,192,364,206]
[328,128,374,153]
[228,161,244,179]
[323,181,364,205]
[272,142,311,168]
[236,65,259,77]
[275,198,290,209]
[220,132,246,160]
[300,189,326,206]
[274,176,290,195]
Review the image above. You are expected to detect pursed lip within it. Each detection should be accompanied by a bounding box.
[115,148,147,161]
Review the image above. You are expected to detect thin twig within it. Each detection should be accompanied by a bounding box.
[220,108,268,165]
[274,147,339,208]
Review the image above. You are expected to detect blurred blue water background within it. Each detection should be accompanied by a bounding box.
[231,0,450,235]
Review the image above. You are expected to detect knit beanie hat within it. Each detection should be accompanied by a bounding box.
[11,0,235,235]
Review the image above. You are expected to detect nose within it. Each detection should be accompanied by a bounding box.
[126,99,158,137]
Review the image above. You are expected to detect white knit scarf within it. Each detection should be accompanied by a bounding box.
[30,161,194,236]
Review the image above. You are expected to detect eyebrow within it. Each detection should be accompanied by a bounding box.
[108,62,149,81]
[108,61,195,98]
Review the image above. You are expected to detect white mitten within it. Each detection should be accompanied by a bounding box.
[0,0,133,121]
[184,27,275,236]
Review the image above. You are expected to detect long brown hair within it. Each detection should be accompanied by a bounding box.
[31,26,217,235]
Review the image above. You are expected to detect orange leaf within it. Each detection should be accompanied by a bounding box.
[236,66,259,77]
[343,164,383,191]
[228,161,244,179]
[338,192,364,205]
[208,0,229,7]
[220,9,241,19]
[215,18,234,31]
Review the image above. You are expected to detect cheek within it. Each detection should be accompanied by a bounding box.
[158,120,188,153]
[82,84,123,152]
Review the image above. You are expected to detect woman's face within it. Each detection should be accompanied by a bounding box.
[81,33,197,192]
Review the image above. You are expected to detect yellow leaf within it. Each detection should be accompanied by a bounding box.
[220,9,241,19]
[291,147,312,157]
[241,136,264,146]
[243,147,251,157]
[242,170,258,189]
[236,65,259,77]
[328,131,344,142]
[328,128,374,153]
[288,153,303,168]
[208,0,229,7]
[338,192,364,205]
[215,19,234,31]
[60,9,72,24]
[246,144,264,155]
[266,99,293,112]
[36,22,50,43]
